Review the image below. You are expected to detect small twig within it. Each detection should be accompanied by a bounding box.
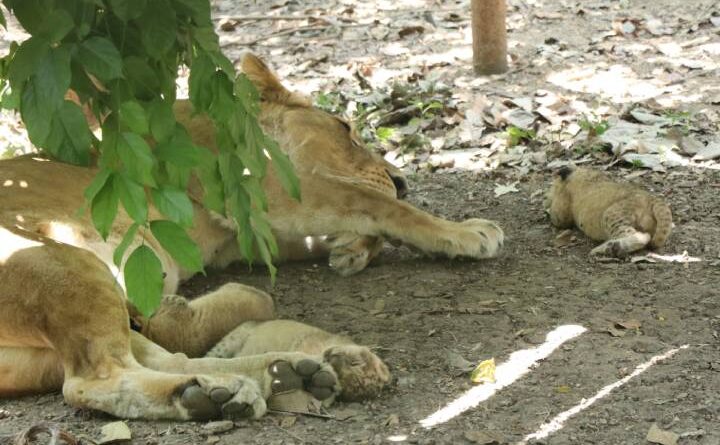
[218,14,331,21]
[235,24,330,46]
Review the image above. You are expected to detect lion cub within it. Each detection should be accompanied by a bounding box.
[207,320,390,402]
[545,167,672,257]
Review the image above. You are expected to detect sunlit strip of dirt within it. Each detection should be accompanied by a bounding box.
[519,345,690,444]
[420,324,587,429]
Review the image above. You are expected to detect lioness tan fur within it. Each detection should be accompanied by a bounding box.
[545,167,672,257]
[0,53,503,420]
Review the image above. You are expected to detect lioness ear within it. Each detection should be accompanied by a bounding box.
[240,52,310,107]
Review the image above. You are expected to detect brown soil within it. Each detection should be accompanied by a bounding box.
[1,0,719,444]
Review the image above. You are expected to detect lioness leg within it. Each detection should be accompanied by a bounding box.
[270,176,504,261]
[0,238,264,420]
[0,347,63,395]
[130,332,341,402]
[140,283,276,358]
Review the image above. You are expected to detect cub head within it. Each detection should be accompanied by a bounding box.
[239,53,408,199]
[323,344,391,402]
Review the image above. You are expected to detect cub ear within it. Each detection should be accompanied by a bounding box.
[239,52,310,107]
[557,166,574,180]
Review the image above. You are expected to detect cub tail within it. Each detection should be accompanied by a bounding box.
[650,199,672,249]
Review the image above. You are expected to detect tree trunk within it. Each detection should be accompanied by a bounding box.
[471,0,508,75]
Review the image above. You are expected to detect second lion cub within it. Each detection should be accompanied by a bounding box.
[545,167,672,257]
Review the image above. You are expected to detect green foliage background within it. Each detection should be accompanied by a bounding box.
[0,0,300,316]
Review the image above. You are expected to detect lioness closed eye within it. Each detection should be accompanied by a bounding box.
[545,167,672,257]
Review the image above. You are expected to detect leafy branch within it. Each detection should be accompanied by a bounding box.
[0,0,299,316]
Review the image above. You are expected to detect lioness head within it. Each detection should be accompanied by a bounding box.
[240,53,408,199]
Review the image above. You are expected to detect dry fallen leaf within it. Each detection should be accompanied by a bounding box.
[99,421,132,444]
[555,385,572,393]
[606,326,626,337]
[616,319,642,330]
[470,358,496,384]
[646,423,679,445]
[494,182,520,197]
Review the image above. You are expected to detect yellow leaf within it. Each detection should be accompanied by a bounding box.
[470,358,496,384]
[556,385,571,393]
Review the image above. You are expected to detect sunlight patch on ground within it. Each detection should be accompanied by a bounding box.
[548,64,669,103]
[520,345,690,444]
[420,324,587,429]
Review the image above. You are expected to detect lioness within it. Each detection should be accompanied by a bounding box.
[0,53,503,420]
[545,166,672,257]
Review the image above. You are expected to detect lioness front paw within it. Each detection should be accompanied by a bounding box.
[268,358,340,402]
[324,345,390,401]
[444,218,504,259]
[179,375,266,420]
[327,234,384,276]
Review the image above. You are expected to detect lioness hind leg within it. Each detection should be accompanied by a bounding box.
[0,347,63,396]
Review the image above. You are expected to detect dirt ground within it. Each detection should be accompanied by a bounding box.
[1,0,720,444]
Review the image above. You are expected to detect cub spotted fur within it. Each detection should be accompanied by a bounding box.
[545,167,672,257]
[207,320,390,402]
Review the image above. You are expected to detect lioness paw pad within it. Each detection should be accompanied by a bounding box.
[179,375,265,420]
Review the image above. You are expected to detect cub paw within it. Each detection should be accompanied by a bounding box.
[324,345,390,401]
[327,234,384,276]
[179,375,266,420]
[446,218,504,259]
[268,358,340,402]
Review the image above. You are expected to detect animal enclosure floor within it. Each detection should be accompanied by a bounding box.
[1,169,719,444]
[1,0,719,443]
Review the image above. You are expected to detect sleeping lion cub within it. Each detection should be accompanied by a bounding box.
[207,320,390,402]
[545,167,672,257]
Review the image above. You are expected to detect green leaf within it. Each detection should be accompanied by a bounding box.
[118,132,155,186]
[148,99,175,143]
[137,0,177,58]
[123,56,160,100]
[154,130,208,168]
[34,45,72,111]
[8,37,50,88]
[119,101,149,135]
[91,173,119,240]
[124,245,164,317]
[173,0,211,26]
[265,137,301,201]
[234,74,261,117]
[0,7,6,29]
[76,37,123,81]
[45,100,92,165]
[197,159,225,215]
[151,186,194,227]
[4,0,53,35]
[35,9,75,42]
[109,0,147,21]
[113,222,139,267]
[150,220,203,273]
[188,53,215,111]
[115,173,148,224]
[21,80,52,146]
[84,169,112,202]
